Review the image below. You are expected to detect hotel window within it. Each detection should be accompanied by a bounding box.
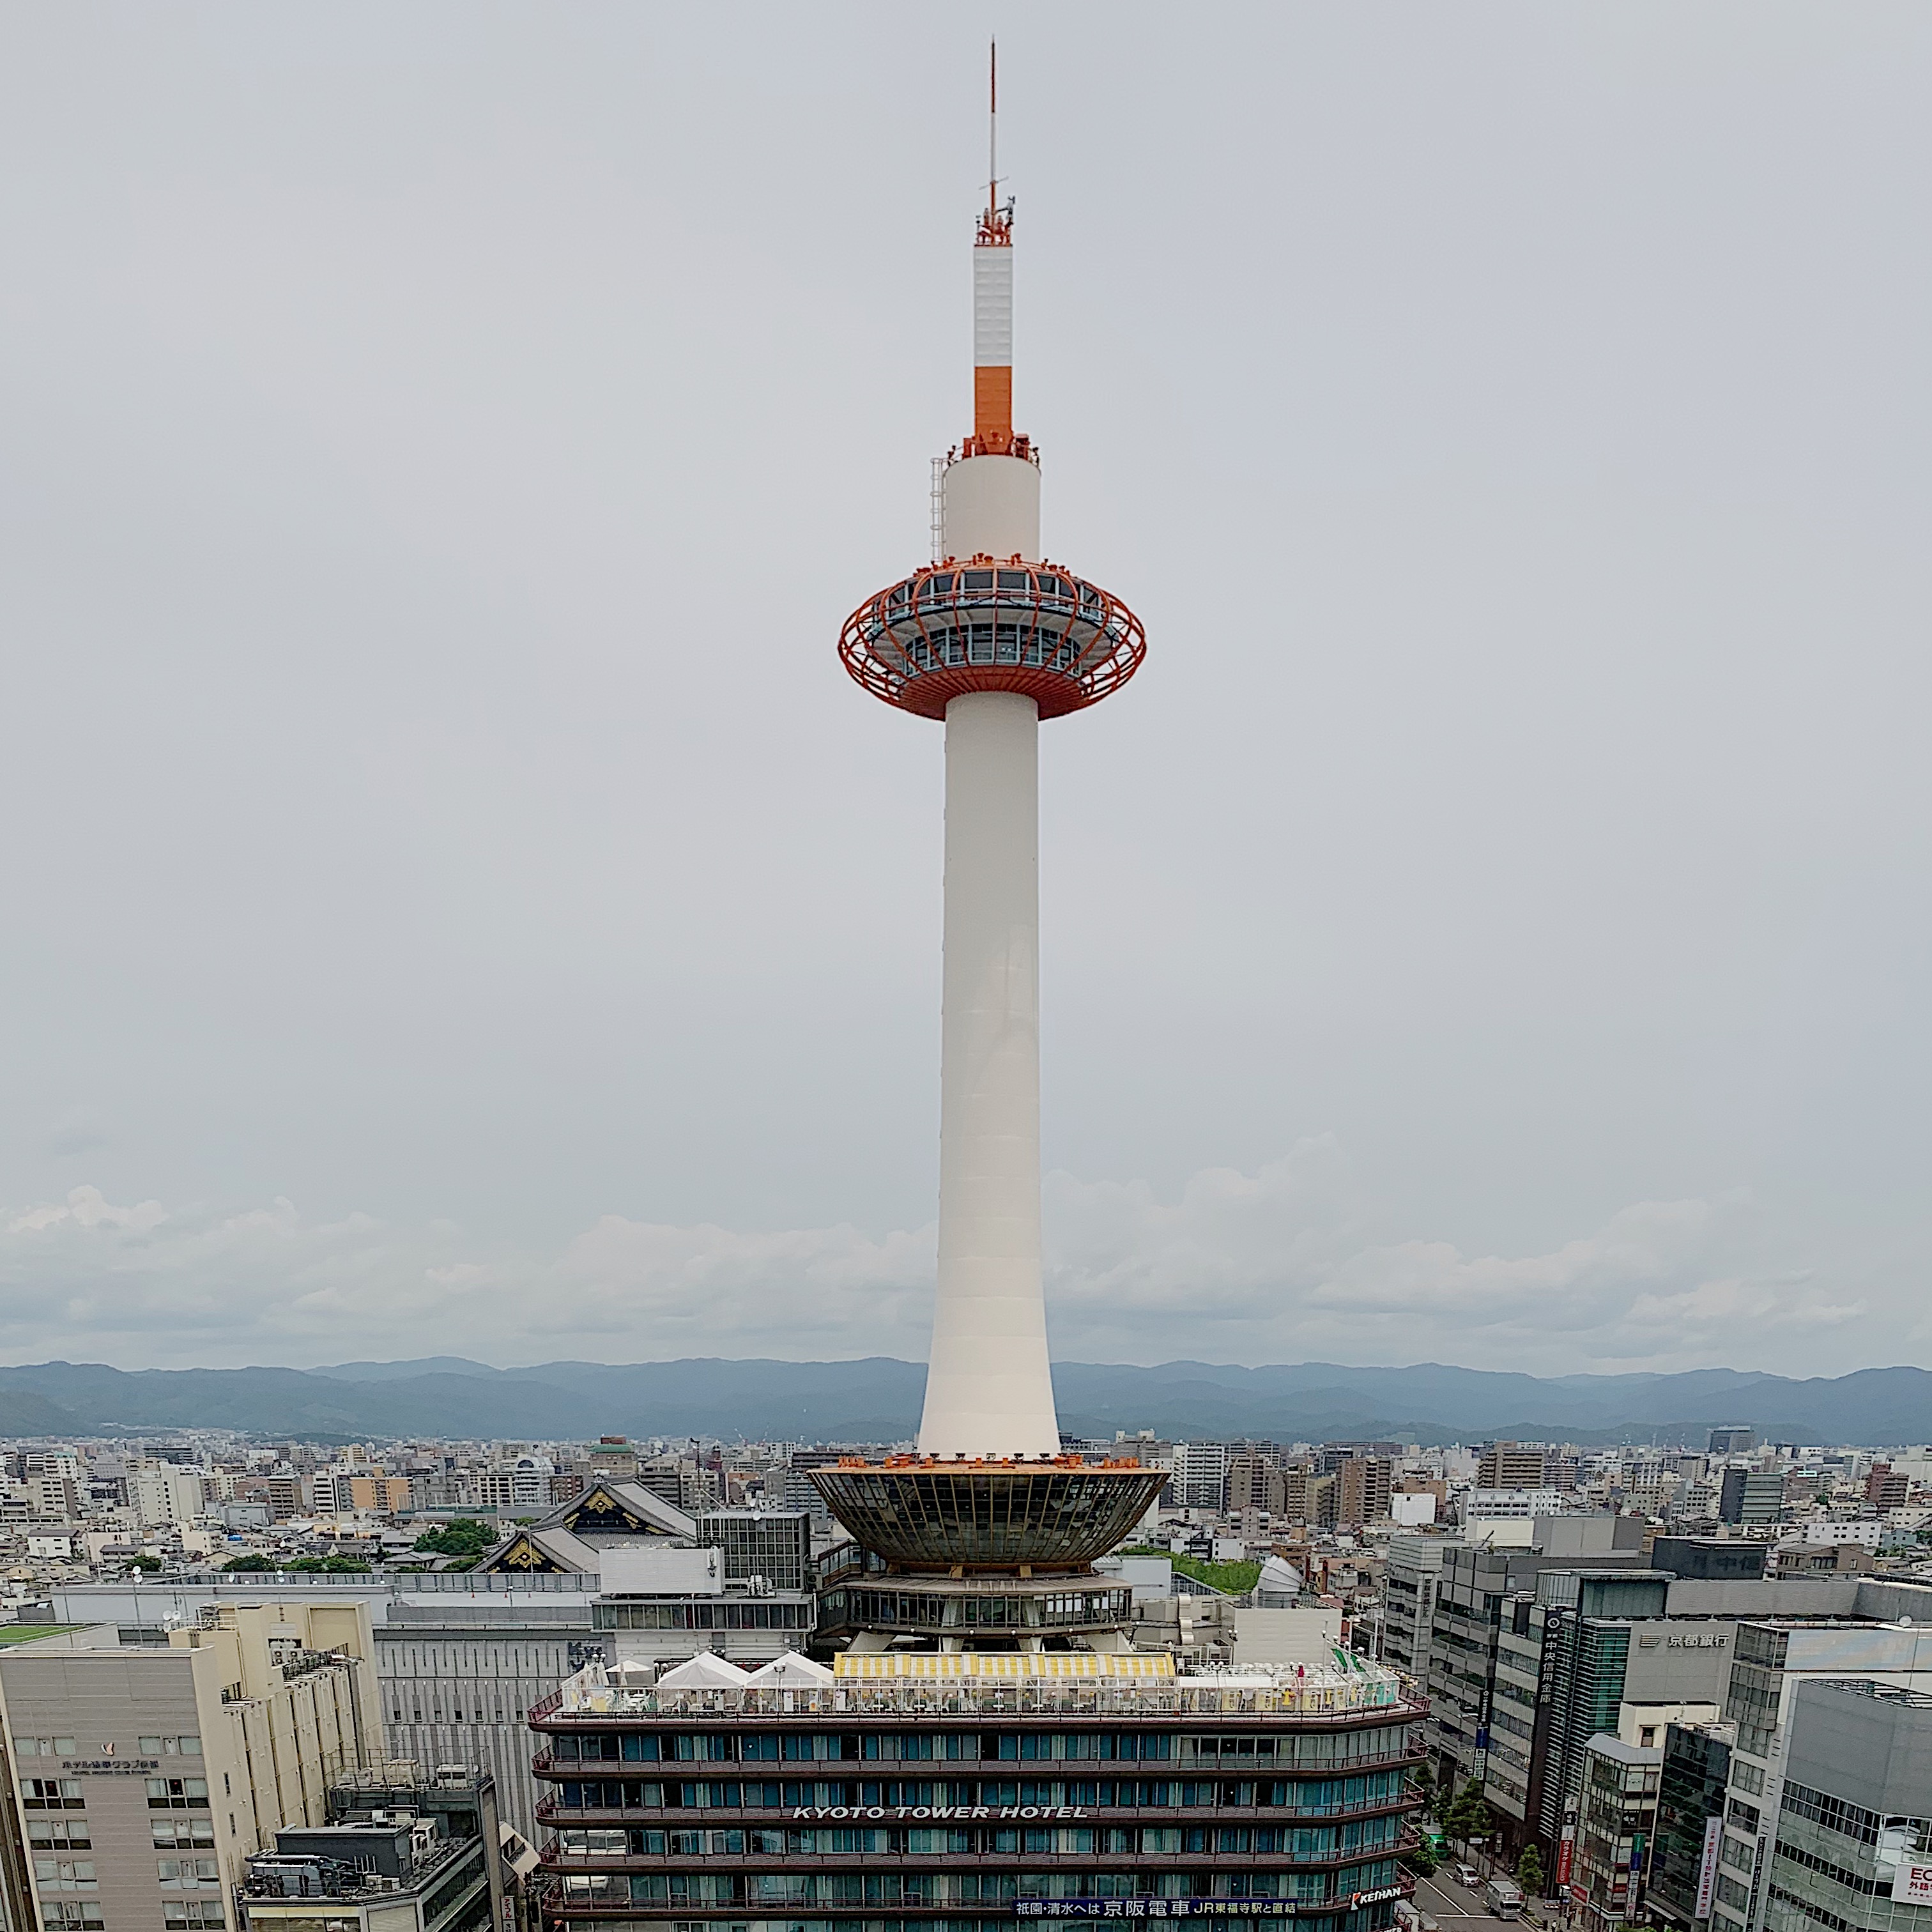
[159,1860,222,1889]
[29,1822,92,1850]
[140,1737,203,1757]
[23,1781,85,1811]
[34,1860,97,1890]
[153,1820,216,1850]
[19,1738,77,1756]
[163,1905,225,1930]
[40,1906,103,1931]
[147,1779,210,1810]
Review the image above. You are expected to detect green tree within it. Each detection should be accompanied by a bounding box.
[413,1518,499,1558]
[1409,1760,1438,1818]
[220,1554,276,1573]
[1516,1844,1547,1896]
[285,1555,371,1573]
[125,1553,162,1574]
[1443,1779,1494,1846]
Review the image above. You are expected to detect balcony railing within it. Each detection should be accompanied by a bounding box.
[534,1788,1425,1825]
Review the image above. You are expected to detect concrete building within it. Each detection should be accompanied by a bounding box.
[1337,1457,1393,1528]
[1653,1538,1767,1583]
[0,1602,375,1932]
[1712,1613,1932,1932]
[1569,1734,1662,1928]
[1505,1572,1732,1870]
[49,1514,819,1849]
[237,1767,502,1932]
[1759,1680,1932,1932]
[130,1466,208,1531]
[1383,1535,1455,1692]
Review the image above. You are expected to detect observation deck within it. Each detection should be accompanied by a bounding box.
[839,560,1146,721]
[808,1458,1167,1575]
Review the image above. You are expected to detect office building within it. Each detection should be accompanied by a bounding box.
[1423,1518,1646,1793]
[1707,1431,1758,1457]
[1719,1472,1785,1527]
[1759,1680,1932,1932]
[1514,1574,1729,1867]
[1712,1615,1932,1932]
[1569,1735,1662,1928]
[1650,1719,1735,1932]
[237,1768,502,1932]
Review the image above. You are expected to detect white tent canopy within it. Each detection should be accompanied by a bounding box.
[656,1650,755,1690]
[743,1651,836,1688]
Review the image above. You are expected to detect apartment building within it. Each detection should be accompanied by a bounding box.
[1168,1442,1230,1513]
[1480,1443,1558,1489]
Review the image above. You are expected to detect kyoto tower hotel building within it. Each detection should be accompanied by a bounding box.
[527,89,1424,1932]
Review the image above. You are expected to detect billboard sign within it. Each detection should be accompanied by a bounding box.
[1695,1816,1723,1920]
[1892,1862,1932,1907]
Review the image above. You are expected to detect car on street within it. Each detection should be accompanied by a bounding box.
[1456,1866,1480,1889]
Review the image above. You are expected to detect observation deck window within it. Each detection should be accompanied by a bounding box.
[963,570,995,590]
[997,571,1029,589]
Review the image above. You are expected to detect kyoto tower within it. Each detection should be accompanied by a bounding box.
[819,57,1160,1598]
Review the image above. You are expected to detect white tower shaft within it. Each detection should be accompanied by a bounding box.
[919,456,1057,1459]
[921,687,1056,1458]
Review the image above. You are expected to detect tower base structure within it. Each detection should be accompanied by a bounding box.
[808,1457,1166,1659]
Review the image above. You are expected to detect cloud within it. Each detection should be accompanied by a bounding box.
[0,1144,1875,1376]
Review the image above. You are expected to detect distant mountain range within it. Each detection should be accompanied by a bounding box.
[0,1356,1922,1446]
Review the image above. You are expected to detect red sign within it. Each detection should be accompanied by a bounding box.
[1556,1835,1574,1886]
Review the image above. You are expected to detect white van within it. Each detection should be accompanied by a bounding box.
[1483,1878,1524,1919]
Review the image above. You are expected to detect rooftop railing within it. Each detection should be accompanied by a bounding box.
[535,1665,1416,1725]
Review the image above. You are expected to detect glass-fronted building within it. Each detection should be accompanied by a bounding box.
[528,1662,1425,1932]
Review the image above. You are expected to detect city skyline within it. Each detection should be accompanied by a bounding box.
[3,10,1929,1381]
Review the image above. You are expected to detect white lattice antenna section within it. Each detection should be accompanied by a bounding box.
[931,456,947,563]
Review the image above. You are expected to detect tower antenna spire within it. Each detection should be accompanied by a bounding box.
[988,38,997,227]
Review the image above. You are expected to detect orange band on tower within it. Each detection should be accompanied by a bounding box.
[973,366,1013,454]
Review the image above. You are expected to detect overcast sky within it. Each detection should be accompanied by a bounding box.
[2,6,1928,1380]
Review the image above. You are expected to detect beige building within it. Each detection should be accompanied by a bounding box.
[0,1602,376,1932]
